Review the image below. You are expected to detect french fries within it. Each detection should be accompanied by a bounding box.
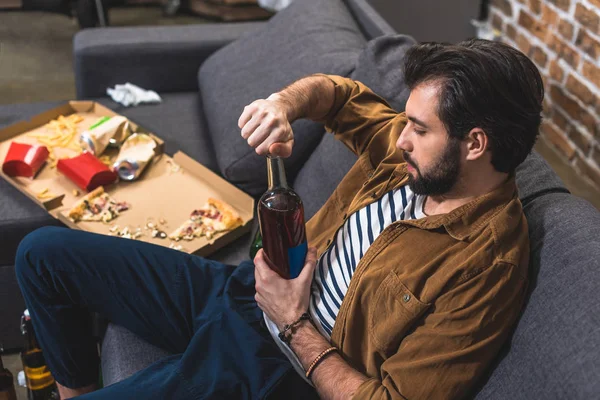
[28,114,84,168]
[36,188,55,200]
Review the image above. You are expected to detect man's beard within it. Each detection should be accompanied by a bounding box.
[404,139,462,196]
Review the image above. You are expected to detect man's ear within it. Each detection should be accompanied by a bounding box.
[464,127,489,161]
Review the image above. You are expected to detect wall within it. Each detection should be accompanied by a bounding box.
[368,0,480,44]
[489,0,600,191]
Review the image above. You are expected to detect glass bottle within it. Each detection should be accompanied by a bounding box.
[20,310,59,400]
[0,345,17,400]
[249,228,263,259]
[257,155,307,279]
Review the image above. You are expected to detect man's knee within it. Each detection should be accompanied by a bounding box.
[15,226,68,283]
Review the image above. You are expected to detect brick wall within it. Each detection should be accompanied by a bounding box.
[489,0,600,190]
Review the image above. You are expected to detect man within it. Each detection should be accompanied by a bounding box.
[16,39,543,399]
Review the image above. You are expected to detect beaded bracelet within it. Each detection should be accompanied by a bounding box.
[305,346,338,380]
[278,313,311,345]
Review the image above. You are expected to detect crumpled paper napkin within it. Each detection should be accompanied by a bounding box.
[106,83,162,107]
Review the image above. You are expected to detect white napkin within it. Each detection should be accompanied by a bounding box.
[106,83,162,107]
[258,0,293,11]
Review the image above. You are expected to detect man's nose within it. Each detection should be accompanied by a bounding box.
[396,126,411,152]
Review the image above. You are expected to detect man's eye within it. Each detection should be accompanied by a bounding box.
[414,129,426,136]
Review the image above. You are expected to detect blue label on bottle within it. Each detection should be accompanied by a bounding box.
[288,241,308,279]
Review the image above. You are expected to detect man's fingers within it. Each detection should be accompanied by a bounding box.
[247,124,273,149]
[241,114,262,140]
[298,247,318,283]
[238,105,255,130]
[255,127,292,156]
[254,249,268,279]
[268,141,293,158]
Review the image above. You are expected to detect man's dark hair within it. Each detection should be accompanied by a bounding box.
[403,39,544,173]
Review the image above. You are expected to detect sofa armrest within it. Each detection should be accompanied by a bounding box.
[73,22,265,99]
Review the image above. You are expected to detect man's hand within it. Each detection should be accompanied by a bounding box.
[253,247,317,329]
[238,94,294,158]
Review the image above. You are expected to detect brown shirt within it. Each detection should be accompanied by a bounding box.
[305,75,529,399]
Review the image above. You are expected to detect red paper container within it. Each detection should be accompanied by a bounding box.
[2,142,49,178]
[57,152,117,191]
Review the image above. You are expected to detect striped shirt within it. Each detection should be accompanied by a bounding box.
[264,184,426,379]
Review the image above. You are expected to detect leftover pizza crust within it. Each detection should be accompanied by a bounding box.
[68,186,129,223]
[169,198,243,241]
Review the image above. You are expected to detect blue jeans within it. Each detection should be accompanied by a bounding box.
[15,226,317,399]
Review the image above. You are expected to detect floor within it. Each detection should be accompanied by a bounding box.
[0,6,206,104]
[2,353,28,399]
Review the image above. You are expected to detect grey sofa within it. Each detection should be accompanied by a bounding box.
[1,0,599,398]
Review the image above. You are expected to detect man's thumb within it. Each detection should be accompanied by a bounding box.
[299,247,318,281]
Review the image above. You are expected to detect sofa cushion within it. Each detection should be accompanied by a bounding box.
[198,0,366,196]
[294,34,415,219]
[473,192,600,399]
[514,150,568,205]
[350,34,416,111]
[101,323,171,387]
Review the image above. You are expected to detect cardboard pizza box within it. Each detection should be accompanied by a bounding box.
[0,101,254,256]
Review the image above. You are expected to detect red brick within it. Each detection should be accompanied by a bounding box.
[550,85,599,136]
[516,32,532,54]
[575,154,600,187]
[518,10,548,40]
[552,109,571,131]
[541,3,559,26]
[547,33,580,68]
[593,145,600,167]
[575,4,599,33]
[506,23,517,41]
[542,75,550,92]
[529,0,542,14]
[541,120,576,159]
[549,58,565,82]
[569,127,592,153]
[529,46,549,68]
[590,0,600,10]
[493,0,513,17]
[491,12,504,32]
[543,97,553,117]
[582,60,600,90]
[565,74,597,104]
[575,29,600,59]
[558,19,575,41]
[547,0,571,12]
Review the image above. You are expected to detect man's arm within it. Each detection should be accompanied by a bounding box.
[238,75,335,157]
[253,249,368,399]
[269,75,337,123]
[288,321,368,400]
[239,74,398,157]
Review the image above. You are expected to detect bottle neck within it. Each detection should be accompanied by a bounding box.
[22,319,39,351]
[267,155,288,190]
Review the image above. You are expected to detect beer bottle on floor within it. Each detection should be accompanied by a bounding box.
[257,155,307,279]
[0,345,17,400]
[20,310,59,400]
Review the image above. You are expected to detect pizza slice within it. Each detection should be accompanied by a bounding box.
[168,218,205,241]
[169,198,243,241]
[68,186,130,223]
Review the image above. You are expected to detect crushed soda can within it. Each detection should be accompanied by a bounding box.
[112,133,157,181]
[79,116,130,156]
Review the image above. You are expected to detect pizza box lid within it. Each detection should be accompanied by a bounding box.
[0,101,254,257]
